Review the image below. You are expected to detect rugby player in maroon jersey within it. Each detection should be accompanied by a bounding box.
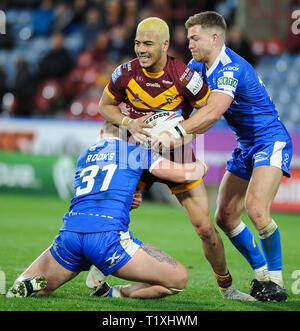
[89,17,254,301]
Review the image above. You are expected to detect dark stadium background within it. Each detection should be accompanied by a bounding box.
[1,0,299,211]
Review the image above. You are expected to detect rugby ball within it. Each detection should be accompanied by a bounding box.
[144,111,184,136]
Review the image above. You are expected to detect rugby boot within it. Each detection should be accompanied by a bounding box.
[220,284,256,301]
[6,275,47,298]
[250,279,287,302]
[89,281,111,297]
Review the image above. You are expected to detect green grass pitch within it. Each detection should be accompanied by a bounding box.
[0,194,299,311]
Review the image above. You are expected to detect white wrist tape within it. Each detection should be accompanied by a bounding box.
[121,116,133,127]
[168,124,187,139]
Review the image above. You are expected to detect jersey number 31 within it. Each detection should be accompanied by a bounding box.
[76,164,118,196]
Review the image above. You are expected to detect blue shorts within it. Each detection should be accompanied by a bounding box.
[50,230,142,275]
[226,139,293,181]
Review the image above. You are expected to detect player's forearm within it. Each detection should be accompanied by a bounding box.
[152,159,207,183]
[99,90,129,126]
[181,104,221,135]
[180,92,232,135]
[99,104,127,126]
[153,167,191,183]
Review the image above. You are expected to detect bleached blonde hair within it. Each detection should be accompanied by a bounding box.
[136,17,170,42]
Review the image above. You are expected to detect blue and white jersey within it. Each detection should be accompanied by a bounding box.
[61,138,162,233]
[188,46,291,145]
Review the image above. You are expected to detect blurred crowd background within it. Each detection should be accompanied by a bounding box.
[0,0,299,208]
[0,0,299,128]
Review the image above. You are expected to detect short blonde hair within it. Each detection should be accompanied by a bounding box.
[102,120,119,136]
[185,11,226,42]
[136,17,170,42]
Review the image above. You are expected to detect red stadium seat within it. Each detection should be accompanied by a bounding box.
[265,38,285,55]
[2,92,18,116]
[67,96,104,121]
[77,51,94,69]
[67,96,87,118]
[35,80,62,114]
[61,68,82,98]
[251,39,266,57]
[77,65,100,93]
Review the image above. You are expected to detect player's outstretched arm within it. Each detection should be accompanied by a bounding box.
[151,159,208,183]
[151,92,232,152]
[182,92,233,135]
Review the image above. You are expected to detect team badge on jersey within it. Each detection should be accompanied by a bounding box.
[164,94,177,104]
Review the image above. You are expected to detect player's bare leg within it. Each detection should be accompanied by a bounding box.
[174,183,254,300]
[6,248,78,297]
[245,166,282,230]
[92,242,188,299]
[176,183,228,276]
[215,171,248,232]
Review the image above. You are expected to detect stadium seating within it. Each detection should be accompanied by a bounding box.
[1,5,299,128]
[255,54,300,130]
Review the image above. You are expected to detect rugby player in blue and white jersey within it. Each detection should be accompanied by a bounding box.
[6,120,208,299]
[153,12,292,302]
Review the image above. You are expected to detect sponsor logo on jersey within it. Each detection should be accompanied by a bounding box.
[122,61,132,72]
[162,80,173,85]
[127,61,132,71]
[106,251,120,264]
[146,82,161,88]
[217,65,239,74]
[105,250,125,268]
[283,153,289,164]
[253,151,268,163]
[185,71,193,81]
[186,72,203,95]
[179,67,190,81]
[217,76,238,90]
[112,65,122,83]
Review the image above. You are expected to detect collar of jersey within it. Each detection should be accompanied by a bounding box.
[142,68,164,79]
[206,44,227,78]
[102,137,121,140]
[97,137,122,143]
